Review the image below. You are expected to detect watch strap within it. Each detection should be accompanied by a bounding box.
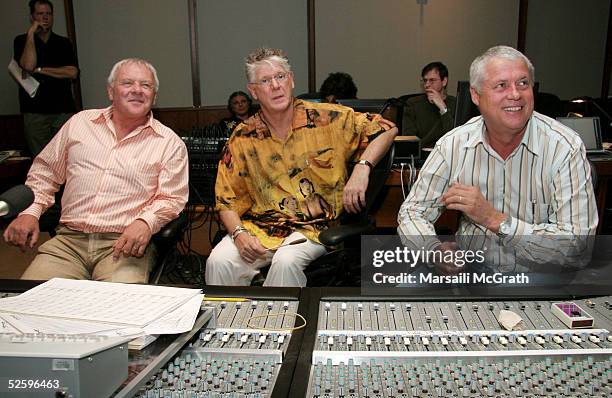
[357,159,373,169]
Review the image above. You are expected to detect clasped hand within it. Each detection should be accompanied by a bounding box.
[112,219,152,260]
[441,182,501,230]
[234,232,266,264]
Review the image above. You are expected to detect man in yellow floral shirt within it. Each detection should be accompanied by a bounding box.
[205,48,397,287]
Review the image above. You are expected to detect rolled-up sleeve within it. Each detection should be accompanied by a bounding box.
[137,139,189,234]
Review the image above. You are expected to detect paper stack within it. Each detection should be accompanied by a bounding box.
[0,278,203,350]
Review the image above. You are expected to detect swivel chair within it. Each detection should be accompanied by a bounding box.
[394,93,422,134]
[38,204,188,285]
[304,143,395,286]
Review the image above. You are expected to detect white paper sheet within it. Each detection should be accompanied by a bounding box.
[143,294,204,334]
[8,59,40,98]
[0,278,201,327]
[0,315,20,334]
[0,312,122,335]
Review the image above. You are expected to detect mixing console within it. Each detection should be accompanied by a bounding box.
[2,282,612,397]
[309,356,611,397]
[131,298,301,398]
[307,298,612,397]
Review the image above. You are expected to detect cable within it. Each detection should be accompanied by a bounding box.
[410,154,417,186]
[407,162,413,197]
[399,162,406,199]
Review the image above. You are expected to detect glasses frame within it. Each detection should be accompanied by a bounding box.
[421,77,441,85]
[250,72,290,87]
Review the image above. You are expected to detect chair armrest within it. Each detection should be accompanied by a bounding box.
[318,219,375,246]
[153,213,188,242]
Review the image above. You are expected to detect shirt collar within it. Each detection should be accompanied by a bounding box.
[461,114,538,156]
[249,99,308,138]
[91,106,162,138]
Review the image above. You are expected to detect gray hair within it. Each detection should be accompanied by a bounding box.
[469,45,534,93]
[244,48,291,83]
[107,58,159,91]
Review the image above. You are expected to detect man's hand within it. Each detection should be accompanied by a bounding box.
[343,165,369,213]
[441,182,506,231]
[27,20,43,37]
[3,214,40,252]
[112,219,152,260]
[378,118,396,130]
[431,241,463,275]
[234,232,267,263]
[425,89,446,112]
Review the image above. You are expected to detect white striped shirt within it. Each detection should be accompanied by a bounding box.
[398,112,598,271]
[22,107,189,234]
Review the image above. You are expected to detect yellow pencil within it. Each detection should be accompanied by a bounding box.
[203,297,250,302]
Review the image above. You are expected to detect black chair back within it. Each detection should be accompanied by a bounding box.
[535,92,562,118]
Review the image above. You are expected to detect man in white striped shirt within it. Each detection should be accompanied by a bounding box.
[398,46,598,275]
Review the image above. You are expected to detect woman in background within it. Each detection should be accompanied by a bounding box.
[222,90,255,133]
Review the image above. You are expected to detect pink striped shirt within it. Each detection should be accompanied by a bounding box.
[22,107,189,234]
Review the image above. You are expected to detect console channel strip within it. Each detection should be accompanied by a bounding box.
[132,298,301,398]
[307,298,612,397]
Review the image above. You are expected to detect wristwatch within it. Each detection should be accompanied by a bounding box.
[497,216,512,238]
[356,159,373,170]
[230,225,249,242]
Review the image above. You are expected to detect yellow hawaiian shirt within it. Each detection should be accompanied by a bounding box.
[215,99,387,248]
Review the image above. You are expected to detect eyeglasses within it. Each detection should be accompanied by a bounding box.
[421,78,440,85]
[251,72,289,86]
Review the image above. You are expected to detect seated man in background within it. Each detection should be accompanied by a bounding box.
[206,48,397,287]
[319,72,358,103]
[402,62,456,148]
[398,46,597,275]
[3,58,189,283]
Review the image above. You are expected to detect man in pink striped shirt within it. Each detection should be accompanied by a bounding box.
[3,58,189,283]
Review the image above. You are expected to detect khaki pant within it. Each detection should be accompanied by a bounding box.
[21,226,155,283]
